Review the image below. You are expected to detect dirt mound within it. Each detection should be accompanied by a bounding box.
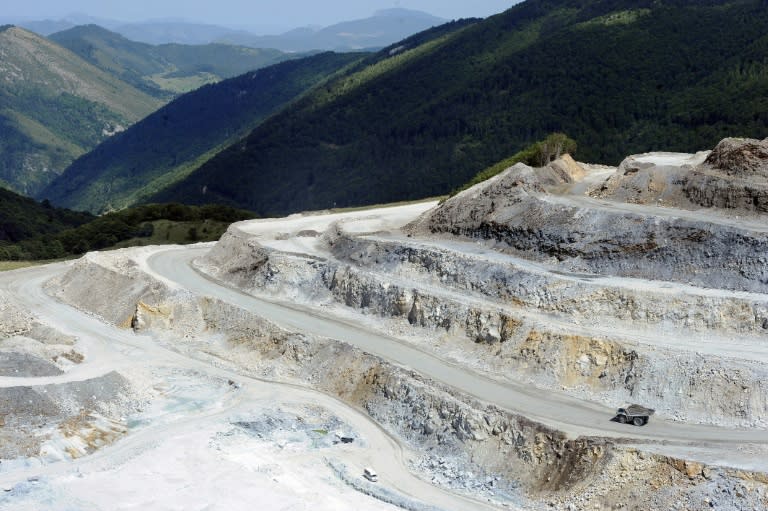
[590,152,707,206]
[679,137,768,212]
[0,371,134,459]
[705,137,768,180]
[549,153,586,182]
[0,351,62,377]
[589,138,768,213]
[410,160,571,236]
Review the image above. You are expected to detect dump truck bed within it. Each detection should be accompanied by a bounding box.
[623,404,655,416]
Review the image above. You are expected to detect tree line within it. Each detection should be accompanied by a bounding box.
[0,202,253,261]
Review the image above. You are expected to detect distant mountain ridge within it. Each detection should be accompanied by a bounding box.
[217,8,447,51]
[49,24,292,97]
[8,9,446,51]
[39,19,473,213]
[0,26,162,194]
[114,22,259,47]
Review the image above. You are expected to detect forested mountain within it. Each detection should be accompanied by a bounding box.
[40,20,472,213]
[39,0,768,217]
[144,0,768,216]
[0,25,162,195]
[49,25,292,97]
[41,52,362,213]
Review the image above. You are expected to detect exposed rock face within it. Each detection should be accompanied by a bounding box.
[412,162,563,232]
[204,228,269,284]
[683,173,768,212]
[549,153,586,182]
[586,139,768,213]
[0,372,133,459]
[705,137,768,179]
[675,137,768,212]
[591,152,706,206]
[191,225,768,427]
[45,250,160,326]
[410,150,768,293]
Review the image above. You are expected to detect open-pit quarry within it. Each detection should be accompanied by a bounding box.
[2,137,768,510]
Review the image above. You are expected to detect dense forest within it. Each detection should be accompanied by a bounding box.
[146,0,768,217]
[41,52,363,213]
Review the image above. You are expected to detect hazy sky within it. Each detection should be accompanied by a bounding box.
[6,1,517,29]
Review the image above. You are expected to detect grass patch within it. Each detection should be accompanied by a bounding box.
[0,260,42,271]
[578,9,651,28]
[148,72,220,94]
[112,219,234,248]
[0,257,73,271]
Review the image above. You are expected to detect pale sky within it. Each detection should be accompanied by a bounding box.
[4,1,517,29]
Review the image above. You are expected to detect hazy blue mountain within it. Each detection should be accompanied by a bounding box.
[113,21,251,46]
[219,9,447,51]
[8,9,445,51]
[11,19,75,35]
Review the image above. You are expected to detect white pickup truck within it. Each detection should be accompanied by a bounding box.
[363,467,378,482]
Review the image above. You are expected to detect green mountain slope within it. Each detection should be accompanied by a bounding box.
[0,25,162,195]
[49,25,291,97]
[143,0,768,216]
[41,52,363,213]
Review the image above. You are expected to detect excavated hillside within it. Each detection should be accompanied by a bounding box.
[4,137,768,510]
[40,245,768,510]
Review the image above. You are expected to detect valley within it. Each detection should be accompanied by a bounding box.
[2,138,768,509]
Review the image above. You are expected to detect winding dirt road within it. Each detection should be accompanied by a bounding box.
[0,261,502,511]
[148,247,768,448]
